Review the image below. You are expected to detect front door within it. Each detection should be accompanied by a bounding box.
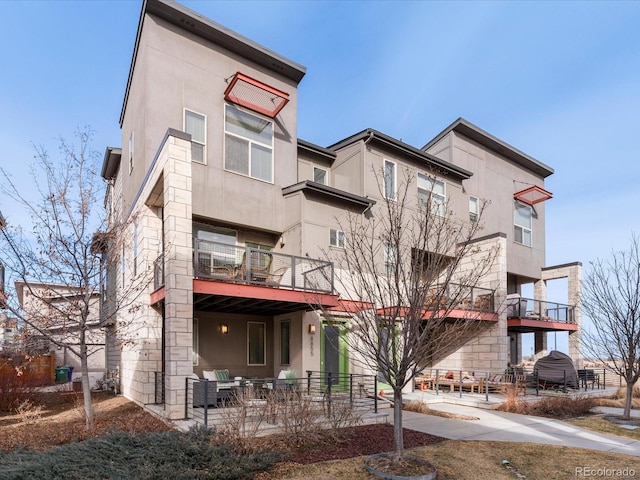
[321,321,348,390]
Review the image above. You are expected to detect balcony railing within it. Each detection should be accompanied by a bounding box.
[193,240,334,294]
[507,296,575,324]
[426,283,495,312]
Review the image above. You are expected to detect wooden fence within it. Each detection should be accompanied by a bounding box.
[0,353,55,386]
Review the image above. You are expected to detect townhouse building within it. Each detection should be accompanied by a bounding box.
[15,281,106,386]
[101,0,581,419]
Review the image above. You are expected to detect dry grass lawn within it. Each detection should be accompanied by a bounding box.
[568,415,640,441]
[259,441,640,480]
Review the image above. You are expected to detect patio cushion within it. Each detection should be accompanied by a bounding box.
[215,369,230,382]
[202,370,216,381]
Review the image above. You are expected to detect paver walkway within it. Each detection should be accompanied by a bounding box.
[395,402,640,457]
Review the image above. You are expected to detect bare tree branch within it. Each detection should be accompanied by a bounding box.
[0,128,151,429]
[318,166,498,459]
[581,232,640,419]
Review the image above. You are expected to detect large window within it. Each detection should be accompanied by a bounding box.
[417,173,445,216]
[469,196,479,222]
[384,241,397,276]
[248,321,266,365]
[185,110,206,164]
[313,167,327,185]
[280,320,290,365]
[225,104,273,182]
[329,229,345,248]
[384,160,396,200]
[193,224,237,273]
[514,202,532,246]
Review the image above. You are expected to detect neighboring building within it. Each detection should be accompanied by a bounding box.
[101,0,581,419]
[15,281,106,386]
[0,313,18,353]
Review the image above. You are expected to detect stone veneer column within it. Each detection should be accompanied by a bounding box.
[534,332,547,358]
[162,135,193,419]
[541,263,583,369]
[434,234,509,373]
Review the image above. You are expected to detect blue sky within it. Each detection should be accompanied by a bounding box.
[1,1,639,354]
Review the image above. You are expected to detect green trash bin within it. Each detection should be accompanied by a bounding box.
[55,366,70,382]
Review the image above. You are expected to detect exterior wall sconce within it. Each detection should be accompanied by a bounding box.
[220,324,229,334]
[308,324,316,334]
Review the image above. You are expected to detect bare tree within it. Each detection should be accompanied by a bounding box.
[0,129,148,429]
[321,168,498,460]
[581,233,640,420]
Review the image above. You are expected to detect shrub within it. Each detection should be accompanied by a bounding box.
[497,394,597,419]
[0,362,40,412]
[15,399,43,425]
[610,385,640,400]
[0,429,283,480]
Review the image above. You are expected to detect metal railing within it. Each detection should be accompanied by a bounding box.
[183,371,378,428]
[193,240,334,294]
[154,371,165,405]
[425,284,495,312]
[415,366,608,401]
[507,296,575,324]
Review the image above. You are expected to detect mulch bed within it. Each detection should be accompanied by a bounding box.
[286,424,445,464]
[0,392,170,452]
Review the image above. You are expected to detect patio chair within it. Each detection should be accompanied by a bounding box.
[192,369,241,407]
[264,266,288,286]
[236,251,273,283]
[577,369,600,390]
[480,373,525,395]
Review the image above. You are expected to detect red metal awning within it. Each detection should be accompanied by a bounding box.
[224,72,289,118]
[514,186,553,205]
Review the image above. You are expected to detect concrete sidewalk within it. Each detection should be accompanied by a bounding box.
[394,403,640,457]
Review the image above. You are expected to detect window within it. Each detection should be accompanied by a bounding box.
[132,219,138,276]
[313,167,327,185]
[225,104,273,182]
[384,160,396,200]
[329,229,345,248]
[514,201,532,246]
[248,321,266,365]
[469,196,479,222]
[417,173,445,216]
[280,320,290,365]
[193,224,237,272]
[193,318,199,366]
[384,241,397,276]
[194,224,237,245]
[128,131,134,174]
[184,109,206,164]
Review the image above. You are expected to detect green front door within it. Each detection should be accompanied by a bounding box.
[320,321,349,391]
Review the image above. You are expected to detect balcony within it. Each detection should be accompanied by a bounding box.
[506,295,577,332]
[193,240,333,294]
[151,241,338,315]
